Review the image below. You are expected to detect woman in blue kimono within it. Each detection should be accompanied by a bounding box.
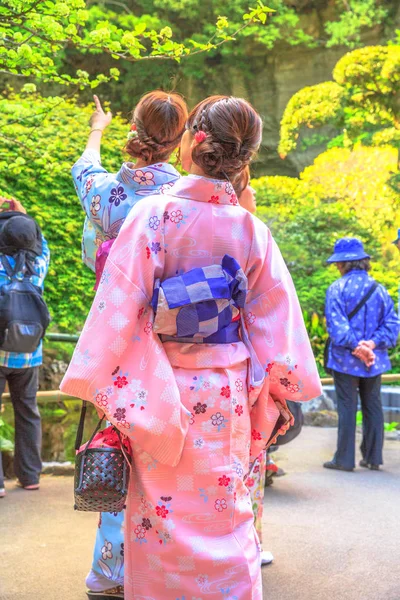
[72,92,188,600]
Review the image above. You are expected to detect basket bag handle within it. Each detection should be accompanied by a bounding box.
[75,401,132,466]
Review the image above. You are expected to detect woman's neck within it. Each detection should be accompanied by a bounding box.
[188,165,223,180]
[134,159,167,169]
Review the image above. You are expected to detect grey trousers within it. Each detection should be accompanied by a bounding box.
[0,366,41,488]
[333,370,384,469]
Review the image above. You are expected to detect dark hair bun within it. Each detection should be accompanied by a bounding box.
[125,91,188,164]
[188,96,262,179]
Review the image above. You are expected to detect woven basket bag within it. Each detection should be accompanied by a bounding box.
[74,401,131,512]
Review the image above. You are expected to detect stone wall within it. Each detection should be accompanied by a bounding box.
[179,26,386,177]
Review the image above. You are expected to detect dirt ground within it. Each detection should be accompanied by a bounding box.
[1,426,399,600]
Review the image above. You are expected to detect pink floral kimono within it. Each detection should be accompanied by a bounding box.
[61,174,321,600]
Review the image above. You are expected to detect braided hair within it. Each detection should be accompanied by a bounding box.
[125,91,188,164]
[187,95,262,180]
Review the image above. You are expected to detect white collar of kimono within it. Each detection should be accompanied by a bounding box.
[165,174,239,206]
[118,161,180,185]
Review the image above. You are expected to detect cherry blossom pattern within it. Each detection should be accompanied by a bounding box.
[163,210,170,223]
[137,307,145,319]
[245,312,256,326]
[142,518,152,530]
[225,182,234,195]
[160,182,175,194]
[233,460,244,477]
[135,388,148,410]
[235,404,243,416]
[266,362,274,374]
[229,194,238,205]
[156,505,169,519]
[209,195,220,204]
[287,383,300,393]
[146,247,151,259]
[246,477,255,488]
[109,185,127,206]
[196,575,209,589]
[252,428,262,441]
[220,386,231,398]
[114,375,128,389]
[97,300,107,313]
[133,170,155,186]
[214,498,228,512]
[85,176,94,193]
[194,438,205,449]
[193,402,207,415]
[211,412,226,431]
[101,541,113,560]
[113,408,126,422]
[235,379,243,392]
[170,209,183,224]
[134,525,147,541]
[95,393,108,407]
[149,215,160,230]
[218,475,231,487]
[280,377,289,386]
[144,322,153,335]
[90,194,101,216]
[151,241,162,254]
[156,530,172,545]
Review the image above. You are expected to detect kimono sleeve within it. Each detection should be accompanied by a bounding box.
[245,222,322,461]
[72,149,112,219]
[72,149,140,235]
[61,202,191,467]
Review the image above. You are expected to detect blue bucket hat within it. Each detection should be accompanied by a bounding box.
[392,228,400,244]
[327,237,370,264]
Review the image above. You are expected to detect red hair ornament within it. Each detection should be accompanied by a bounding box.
[194,130,207,143]
[127,123,138,141]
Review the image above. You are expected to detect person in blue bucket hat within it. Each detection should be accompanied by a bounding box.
[324,237,400,472]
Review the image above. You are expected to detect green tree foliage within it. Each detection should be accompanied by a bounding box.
[0,0,272,87]
[125,0,394,56]
[0,89,130,330]
[1,91,399,374]
[254,144,400,373]
[279,45,400,162]
[324,0,389,48]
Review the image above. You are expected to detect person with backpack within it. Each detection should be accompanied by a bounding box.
[0,197,50,498]
[323,237,399,473]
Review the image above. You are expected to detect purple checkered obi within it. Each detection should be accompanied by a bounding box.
[151,255,247,344]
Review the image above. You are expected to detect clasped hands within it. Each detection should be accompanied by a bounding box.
[352,340,376,368]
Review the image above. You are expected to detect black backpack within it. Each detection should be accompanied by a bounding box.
[0,252,50,353]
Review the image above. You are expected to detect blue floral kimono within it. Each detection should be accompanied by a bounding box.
[71,149,180,272]
[72,149,180,594]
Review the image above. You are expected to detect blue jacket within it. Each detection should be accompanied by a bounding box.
[325,270,400,377]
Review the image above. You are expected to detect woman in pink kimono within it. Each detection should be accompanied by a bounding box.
[62,95,321,599]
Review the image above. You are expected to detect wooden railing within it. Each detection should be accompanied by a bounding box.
[320,373,400,385]
[2,331,400,402]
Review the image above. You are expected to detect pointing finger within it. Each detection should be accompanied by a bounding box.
[93,95,104,113]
